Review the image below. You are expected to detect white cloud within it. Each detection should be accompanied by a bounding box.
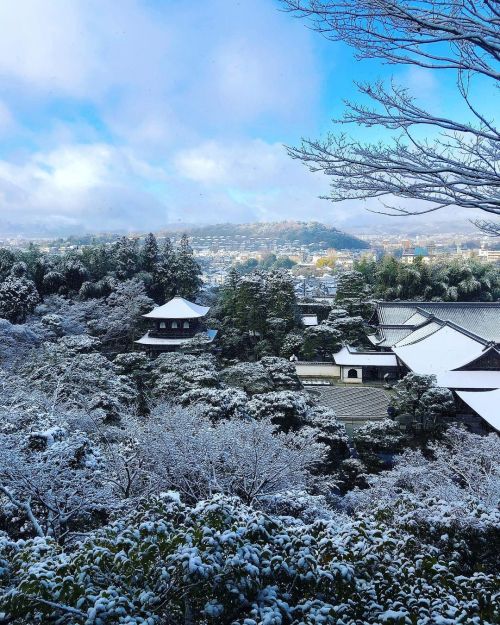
[0,144,170,232]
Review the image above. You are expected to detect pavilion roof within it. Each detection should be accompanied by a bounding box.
[143,296,210,319]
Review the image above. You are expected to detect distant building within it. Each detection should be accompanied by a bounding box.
[478,248,500,263]
[135,296,217,355]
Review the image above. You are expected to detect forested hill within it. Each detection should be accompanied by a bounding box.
[165,221,369,250]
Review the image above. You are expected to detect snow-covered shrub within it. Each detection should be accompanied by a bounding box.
[150,353,220,399]
[1,494,497,624]
[353,418,406,453]
[259,356,302,389]
[220,361,274,394]
[347,427,500,571]
[247,390,312,431]
[179,387,248,420]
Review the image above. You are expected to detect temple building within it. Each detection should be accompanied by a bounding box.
[369,301,500,432]
[135,296,217,354]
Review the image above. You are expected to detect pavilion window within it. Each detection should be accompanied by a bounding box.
[159,321,166,329]
[183,321,190,329]
[172,321,178,329]
[347,368,358,379]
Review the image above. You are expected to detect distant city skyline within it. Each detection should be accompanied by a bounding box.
[0,0,493,235]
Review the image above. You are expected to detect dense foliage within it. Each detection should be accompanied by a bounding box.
[1,489,497,624]
[355,256,500,302]
[0,235,498,624]
[0,234,202,325]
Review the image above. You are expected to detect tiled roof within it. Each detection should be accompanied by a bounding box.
[333,346,398,367]
[457,389,500,431]
[368,327,413,347]
[374,302,500,343]
[393,321,442,347]
[393,324,486,374]
[309,386,390,419]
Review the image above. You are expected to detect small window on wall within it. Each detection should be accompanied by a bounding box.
[347,368,358,379]
[183,321,190,329]
[159,322,166,329]
[172,321,178,329]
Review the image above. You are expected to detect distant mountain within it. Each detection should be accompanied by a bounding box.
[163,221,368,250]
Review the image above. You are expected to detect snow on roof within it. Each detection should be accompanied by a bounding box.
[333,346,398,367]
[375,301,500,342]
[402,311,428,326]
[456,389,500,431]
[368,327,413,347]
[301,314,318,326]
[393,324,486,374]
[393,321,442,347]
[436,370,500,390]
[143,296,210,319]
[135,329,217,346]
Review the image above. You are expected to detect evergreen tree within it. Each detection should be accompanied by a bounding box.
[63,258,89,292]
[0,248,16,282]
[0,263,40,323]
[114,237,140,280]
[235,273,268,337]
[266,270,297,329]
[154,237,177,302]
[174,234,202,300]
[81,245,113,281]
[141,233,159,273]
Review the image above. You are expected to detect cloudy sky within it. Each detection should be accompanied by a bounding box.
[0,0,488,235]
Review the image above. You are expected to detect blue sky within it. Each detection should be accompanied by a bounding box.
[0,0,488,234]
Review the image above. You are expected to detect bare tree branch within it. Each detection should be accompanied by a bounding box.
[281,0,500,232]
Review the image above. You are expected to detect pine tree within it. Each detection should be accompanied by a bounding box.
[141,233,159,273]
[174,234,202,300]
[265,270,297,330]
[154,238,177,303]
[114,237,140,280]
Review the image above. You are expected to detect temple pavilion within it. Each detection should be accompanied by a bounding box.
[135,295,217,354]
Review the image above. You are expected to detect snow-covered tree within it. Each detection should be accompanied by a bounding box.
[86,279,154,350]
[138,405,323,504]
[302,324,342,360]
[63,258,89,292]
[335,270,373,317]
[348,426,500,571]
[140,232,159,273]
[21,335,137,420]
[0,264,40,323]
[391,372,456,430]
[113,237,140,280]
[0,425,113,542]
[324,313,367,347]
[174,234,203,300]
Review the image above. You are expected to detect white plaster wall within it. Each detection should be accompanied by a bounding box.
[295,363,340,378]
